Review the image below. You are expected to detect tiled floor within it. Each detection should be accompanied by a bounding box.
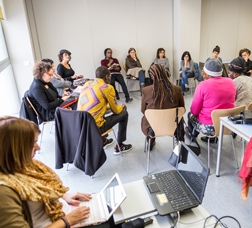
[35,89,251,227]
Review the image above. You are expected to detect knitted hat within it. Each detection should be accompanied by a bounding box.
[203,58,223,77]
[228,57,245,73]
[59,49,71,55]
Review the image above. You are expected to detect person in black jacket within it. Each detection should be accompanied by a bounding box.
[28,62,70,121]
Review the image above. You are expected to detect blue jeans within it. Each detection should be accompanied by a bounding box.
[181,72,194,92]
[138,70,145,85]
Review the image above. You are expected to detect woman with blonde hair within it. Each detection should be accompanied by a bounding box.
[0,117,112,228]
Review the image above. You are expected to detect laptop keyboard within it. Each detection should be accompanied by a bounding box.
[155,172,194,211]
[179,170,205,198]
[80,197,102,224]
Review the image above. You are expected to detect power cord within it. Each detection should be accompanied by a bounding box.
[213,215,241,228]
[178,214,241,227]
[169,211,179,228]
[203,214,241,228]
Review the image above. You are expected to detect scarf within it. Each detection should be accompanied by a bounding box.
[0,159,69,222]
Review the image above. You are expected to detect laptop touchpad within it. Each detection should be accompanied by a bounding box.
[147,182,161,193]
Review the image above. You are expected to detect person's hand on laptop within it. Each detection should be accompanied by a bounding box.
[65,205,90,226]
[63,192,92,206]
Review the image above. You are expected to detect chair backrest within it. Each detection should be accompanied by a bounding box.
[145,107,185,137]
[123,63,127,72]
[26,96,39,117]
[247,102,252,111]
[211,105,246,136]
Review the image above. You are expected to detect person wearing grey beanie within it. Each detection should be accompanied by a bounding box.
[186,58,236,144]
[228,57,252,108]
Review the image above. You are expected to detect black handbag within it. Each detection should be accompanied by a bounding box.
[168,108,201,167]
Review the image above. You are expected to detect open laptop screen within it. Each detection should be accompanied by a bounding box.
[101,173,127,219]
[176,142,209,203]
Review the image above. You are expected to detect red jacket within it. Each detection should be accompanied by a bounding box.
[239,138,252,199]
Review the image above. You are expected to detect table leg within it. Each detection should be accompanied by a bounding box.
[216,122,224,177]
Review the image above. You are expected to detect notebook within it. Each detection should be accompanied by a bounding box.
[70,173,127,227]
[143,142,209,215]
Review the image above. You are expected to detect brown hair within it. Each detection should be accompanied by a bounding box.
[58,53,72,62]
[239,48,251,57]
[149,64,173,108]
[156,48,166,59]
[213,46,220,54]
[127,47,139,61]
[0,117,40,174]
[33,62,52,80]
[181,51,191,61]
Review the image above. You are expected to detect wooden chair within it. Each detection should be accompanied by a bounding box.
[144,107,185,174]
[247,102,252,110]
[25,97,54,150]
[201,105,246,169]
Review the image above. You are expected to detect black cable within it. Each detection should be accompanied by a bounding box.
[213,215,241,228]
[203,215,219,228]
[170,211,178,228]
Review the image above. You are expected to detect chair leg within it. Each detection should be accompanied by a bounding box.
[230,135,239,170]
[112,129,122,157]
[207,138,210,169]
[66,163,69,171]
[38,123,46,153]
[144,136,147,153]
[147,137,151,175]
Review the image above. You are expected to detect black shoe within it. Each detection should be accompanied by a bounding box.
[103,138,114,149]
[201,136,218,144]
[125,97,133,103]
[114,143,132,155]
[184,88,190,92]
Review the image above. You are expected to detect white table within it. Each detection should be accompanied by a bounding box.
[216,116,252,177]
[114,180,220,227]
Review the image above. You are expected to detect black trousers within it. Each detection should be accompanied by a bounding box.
[110,73,130,99]
[99,109,128,145]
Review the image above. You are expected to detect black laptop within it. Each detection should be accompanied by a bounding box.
[143,142,209,215]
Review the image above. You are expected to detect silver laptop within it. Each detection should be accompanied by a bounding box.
[73,173,127,227]
[143,142,209,215]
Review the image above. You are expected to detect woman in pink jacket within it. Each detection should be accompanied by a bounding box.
[186,58,236,143]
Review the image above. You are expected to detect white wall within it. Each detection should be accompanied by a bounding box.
[200,0,252,63]
[2,0,35,99]
[2,0,252,99]
[173,0,201,80]
[30,0,173,82]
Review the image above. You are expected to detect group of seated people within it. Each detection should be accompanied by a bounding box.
[3,44,252,227]
[22,45,252,152]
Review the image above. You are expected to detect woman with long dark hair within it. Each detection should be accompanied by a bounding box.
[179,51,195,93]
[141,64,185,150]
